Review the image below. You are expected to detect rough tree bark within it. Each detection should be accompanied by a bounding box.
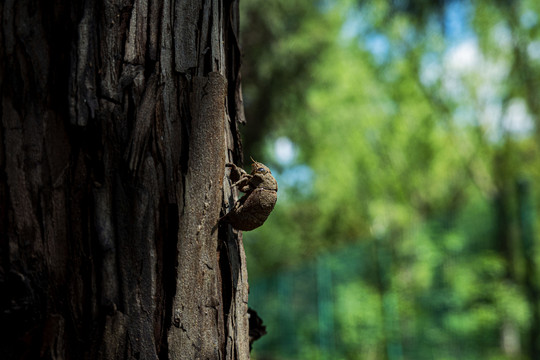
[0,0,250,359]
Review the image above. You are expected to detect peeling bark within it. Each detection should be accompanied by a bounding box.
[0,0,249,359]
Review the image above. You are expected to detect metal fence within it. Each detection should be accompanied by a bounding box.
[248,181,538,360]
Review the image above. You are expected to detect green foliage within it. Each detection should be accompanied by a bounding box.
[241,0,540,358]
[239,0,340,153]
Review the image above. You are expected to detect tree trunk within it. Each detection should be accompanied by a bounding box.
[0,0,249,359]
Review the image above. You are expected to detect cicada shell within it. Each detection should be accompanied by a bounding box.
[221,158,278,231]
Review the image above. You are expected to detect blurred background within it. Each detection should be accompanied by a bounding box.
[238,0,540,359]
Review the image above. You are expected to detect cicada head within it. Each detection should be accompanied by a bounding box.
[250,157,271,175]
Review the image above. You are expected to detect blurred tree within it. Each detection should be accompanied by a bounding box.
[240,0,540,359]
[240,0,337,156]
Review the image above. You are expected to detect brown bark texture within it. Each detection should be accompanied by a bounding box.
[0,0,249,359]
